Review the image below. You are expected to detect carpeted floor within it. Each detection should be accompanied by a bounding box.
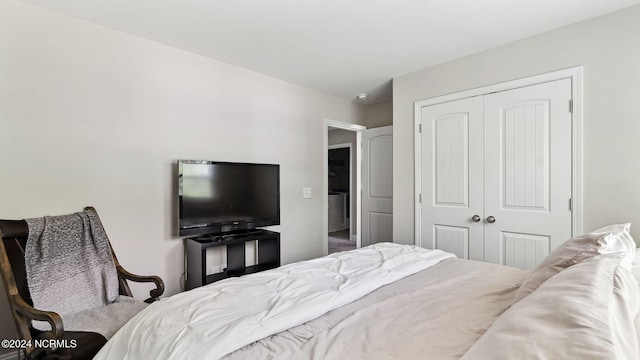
[328,229,356,254]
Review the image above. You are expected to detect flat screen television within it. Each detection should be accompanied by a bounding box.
[178,160,280,237]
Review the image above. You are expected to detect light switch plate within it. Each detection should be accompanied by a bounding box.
[303,187,312,199]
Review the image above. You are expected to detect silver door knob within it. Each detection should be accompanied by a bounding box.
[471,215,481,222]
[486,216,496,223]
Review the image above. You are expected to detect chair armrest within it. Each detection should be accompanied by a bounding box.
[116,266,165,303]
[12,294,64,339]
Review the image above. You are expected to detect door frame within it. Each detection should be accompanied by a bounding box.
[413,66,584,246]
[328,142,354,241]
[324,119,366,255]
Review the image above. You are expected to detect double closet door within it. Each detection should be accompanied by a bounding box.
[419,79,572,270]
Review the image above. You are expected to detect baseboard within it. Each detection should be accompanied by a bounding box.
[0,351,19,360]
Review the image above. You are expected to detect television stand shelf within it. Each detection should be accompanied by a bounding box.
[185,229,280,290]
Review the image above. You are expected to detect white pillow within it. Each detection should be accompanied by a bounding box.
[462,253,640,360]
[632,249,640,284]
[512,223,635,304]
[633,249,640,348]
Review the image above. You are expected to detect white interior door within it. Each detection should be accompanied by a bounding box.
[419,97,484,260]
[418,78,573,269]
[483,79,572,268]
[362,126,393,246]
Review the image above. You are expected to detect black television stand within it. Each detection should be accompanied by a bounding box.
[185,229,280,290]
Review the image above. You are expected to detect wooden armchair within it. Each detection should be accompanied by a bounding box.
[0,206,164,360]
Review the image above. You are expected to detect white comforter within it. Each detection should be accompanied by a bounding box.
[224,258,528,360]
[94,243,454,360]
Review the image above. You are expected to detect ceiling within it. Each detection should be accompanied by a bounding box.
[21,0,640,103]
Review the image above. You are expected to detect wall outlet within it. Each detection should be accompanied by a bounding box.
[303,187,312,199]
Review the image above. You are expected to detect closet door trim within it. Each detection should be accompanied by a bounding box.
[414,66,583,247]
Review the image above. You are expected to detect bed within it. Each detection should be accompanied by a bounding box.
[94,224,640,359]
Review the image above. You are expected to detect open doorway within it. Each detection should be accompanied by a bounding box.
[323,120,365,255]
[328,144,353,253]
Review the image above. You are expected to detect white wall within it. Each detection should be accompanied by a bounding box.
[365,100,393,128]
[0,0,364,314]
[393,6,640,244]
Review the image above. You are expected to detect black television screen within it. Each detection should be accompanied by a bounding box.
[178,160,280,236]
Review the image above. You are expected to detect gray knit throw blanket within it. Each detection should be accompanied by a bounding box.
[25,208,119,331]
